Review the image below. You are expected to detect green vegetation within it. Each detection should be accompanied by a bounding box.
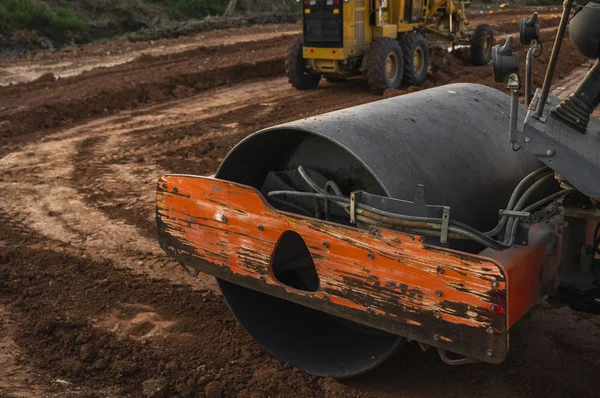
[144,0,229,20]
[0,0,87,41]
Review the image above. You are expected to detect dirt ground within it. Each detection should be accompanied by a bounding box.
[2,8,600,398]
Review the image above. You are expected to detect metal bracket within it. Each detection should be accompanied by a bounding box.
[350,191,357,225]
[440,207,450,244]
[499,210,531,219]
[351,186,452,245]
[498,210,531,246]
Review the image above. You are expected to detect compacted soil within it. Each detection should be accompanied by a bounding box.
[2,9,599,398]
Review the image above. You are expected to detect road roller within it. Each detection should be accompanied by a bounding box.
[286,0,495,93]
[157,4,600,377]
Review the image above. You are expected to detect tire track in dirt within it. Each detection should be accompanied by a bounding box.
[0,212,358,398]
[0,131,217,292]
[0,11,564,153]
[0,27,301,86]
[67,77,377,239]
[0,35,294,144]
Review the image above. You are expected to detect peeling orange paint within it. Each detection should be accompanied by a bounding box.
[157,175,514,363]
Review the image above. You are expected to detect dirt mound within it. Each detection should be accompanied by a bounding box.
[0,34,294,157]
[0,220,369,398]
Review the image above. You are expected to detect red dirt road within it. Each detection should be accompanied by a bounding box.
[1,9,598,398]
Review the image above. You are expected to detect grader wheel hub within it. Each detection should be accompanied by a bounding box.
[413,47,425,75]
[385,53,399,81]
[484,36,492,56]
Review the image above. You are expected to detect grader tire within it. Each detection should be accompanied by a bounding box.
[470,24,495,66]
[400,33,429,86]
[367,37,404,94]
[285,38,321,90]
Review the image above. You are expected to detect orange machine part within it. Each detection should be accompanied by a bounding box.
[156,175,553,363]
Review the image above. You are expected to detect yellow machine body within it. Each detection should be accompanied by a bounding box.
[301,0,468,76]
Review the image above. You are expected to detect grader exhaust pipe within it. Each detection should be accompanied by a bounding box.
[157,83,546,377]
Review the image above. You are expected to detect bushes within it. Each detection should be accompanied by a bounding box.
[0,0,87,41]
[145,0,229,20]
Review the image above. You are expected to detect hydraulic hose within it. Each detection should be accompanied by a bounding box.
[268,190,511,251]
[485,166,550,237]
[273,166,566,251]
[503,172,556,243]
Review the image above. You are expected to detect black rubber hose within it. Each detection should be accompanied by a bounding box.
[268,196,314,217]
[522,188,573,212]
[297,165,514,244]
[503,172,556,243]
[268,190,510,250]
[286,166,562,250]
[485,167,550,237]
[325,180,343,197]
[513,172,556,211]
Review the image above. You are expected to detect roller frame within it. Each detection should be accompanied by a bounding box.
[157,175,556,365]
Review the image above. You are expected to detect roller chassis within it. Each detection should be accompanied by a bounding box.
[157,175,559,366]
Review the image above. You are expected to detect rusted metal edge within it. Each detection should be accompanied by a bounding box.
[156,175,511,364]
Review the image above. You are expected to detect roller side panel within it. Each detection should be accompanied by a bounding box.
[157,175,513,363]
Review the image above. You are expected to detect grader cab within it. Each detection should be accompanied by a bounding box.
[286,0,494,92]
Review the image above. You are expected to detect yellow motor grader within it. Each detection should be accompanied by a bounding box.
[286,0,494,92]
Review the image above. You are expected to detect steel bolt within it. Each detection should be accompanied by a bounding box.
[368,252,374,259]
[492,281,499,288]
[433,334,440,341]
[546,149,554,156]
[323,241,329,248]
[487,327,494,335]
[258,225,264,232]
[524,137,531,143]
[433,311,441,319]
[490,304,497,312]
[436,290,443,297]
[436,266,444,274]
[486,350,493,357]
